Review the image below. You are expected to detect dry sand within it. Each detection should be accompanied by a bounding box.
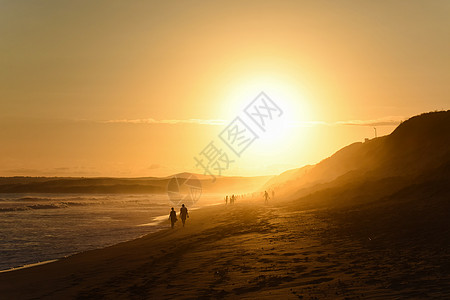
[0,201,448,299]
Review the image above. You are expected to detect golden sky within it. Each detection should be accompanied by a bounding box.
[1,0,449,177]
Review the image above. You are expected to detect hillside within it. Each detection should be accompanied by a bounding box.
[279,110,450,254]
[266,110,450,202]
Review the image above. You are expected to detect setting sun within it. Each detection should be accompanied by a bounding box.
[211,74,314,174]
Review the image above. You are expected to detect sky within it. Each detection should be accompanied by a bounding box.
[0,0,449,177]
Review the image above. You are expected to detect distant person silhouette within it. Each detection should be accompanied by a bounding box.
[169,207,177,229]
[264,190,270,205]
[180,204,189,227]
[225,195,228,205]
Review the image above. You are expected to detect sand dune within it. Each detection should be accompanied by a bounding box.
[265,111,450,200]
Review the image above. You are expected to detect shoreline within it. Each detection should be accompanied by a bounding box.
[0,213,167,273]
[1,200,448,299]
[0,202,235,298]
[0,200,223,273]
[0,260,58,274]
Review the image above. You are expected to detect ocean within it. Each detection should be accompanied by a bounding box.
[0,193,221,271]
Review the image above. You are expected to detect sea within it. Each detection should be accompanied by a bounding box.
[0,193,221,271]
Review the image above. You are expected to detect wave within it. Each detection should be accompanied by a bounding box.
[0,202,91,213]
[26,204,66,210]
[0,207,29,212]
[0,197,55,202]
[60,201,90,207]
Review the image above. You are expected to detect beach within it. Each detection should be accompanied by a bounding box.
[0,193,192,271]
[1,198,448,299]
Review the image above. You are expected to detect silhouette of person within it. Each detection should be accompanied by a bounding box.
[169,207,177,229]
[264,190,270,205]
[179,204,189,227]
[225,195,228,205]
[271,190,275,201]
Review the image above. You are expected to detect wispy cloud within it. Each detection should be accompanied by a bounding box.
[100,116,405,127]
[336,116,405,126]
[102,118,227,126]
[290,116,405,127]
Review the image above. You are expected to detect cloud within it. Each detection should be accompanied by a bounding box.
[102,118,226,126]
[336,116,405,126]
[289,121,329,127]
[53,167,70,171]
[147,164,161,170]
[101,116,404,128]
[290,116,405,127]
[2,168,44,175]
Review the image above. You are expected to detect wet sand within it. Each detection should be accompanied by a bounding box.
[1,201,449,299]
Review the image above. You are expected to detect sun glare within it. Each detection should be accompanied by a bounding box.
[218,74,313,173]
[221,74,310,123]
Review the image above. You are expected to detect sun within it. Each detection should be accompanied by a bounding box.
[220,73,310,123]
[220,73,311,138]
[217,73,313,174]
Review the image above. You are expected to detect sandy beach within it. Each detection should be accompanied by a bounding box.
[1,197,448,299]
